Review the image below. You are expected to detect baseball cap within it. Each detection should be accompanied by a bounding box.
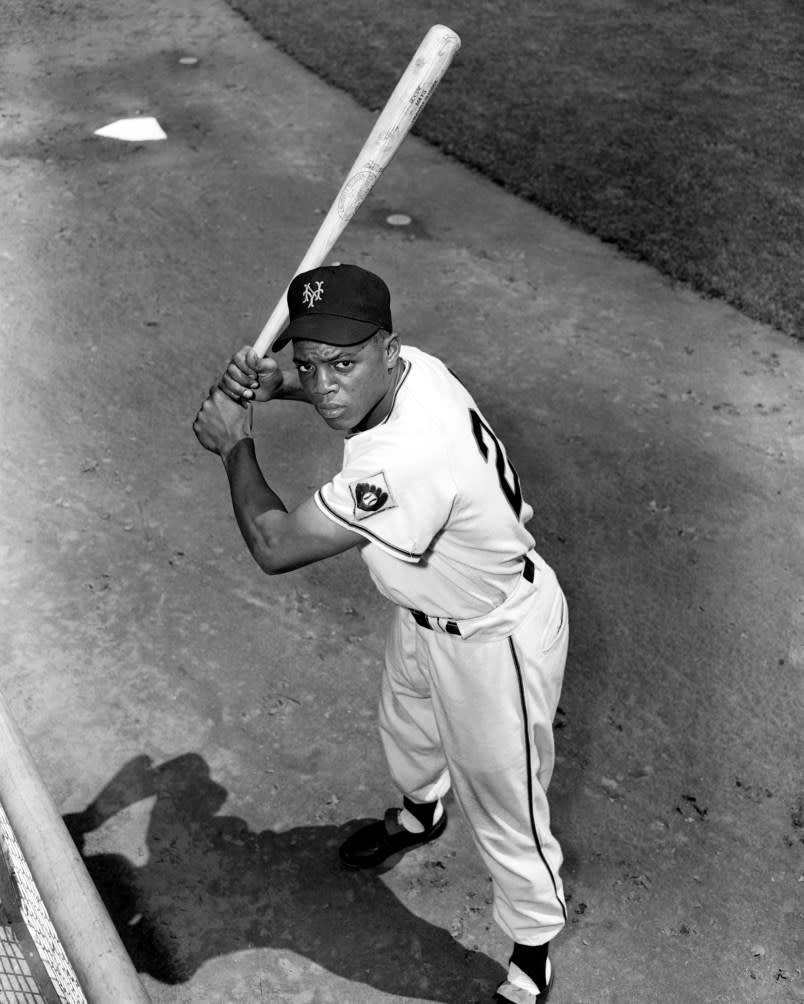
[274,263,392,351]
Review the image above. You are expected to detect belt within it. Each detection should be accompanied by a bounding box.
[409,554,536,635]
[410,609,462,635]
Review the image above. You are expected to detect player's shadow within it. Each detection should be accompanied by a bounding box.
[64,753,503,1001]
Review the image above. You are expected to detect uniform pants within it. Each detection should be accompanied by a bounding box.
[378,561,569,945]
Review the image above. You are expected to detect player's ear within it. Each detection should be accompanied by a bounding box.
[381,330,400,369]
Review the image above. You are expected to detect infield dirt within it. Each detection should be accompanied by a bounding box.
[1,2,803,1002]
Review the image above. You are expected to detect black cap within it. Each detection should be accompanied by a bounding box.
[274,264,392,351]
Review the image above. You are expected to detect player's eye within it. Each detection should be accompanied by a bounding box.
[334,359,355,371]
[295,362,313,375]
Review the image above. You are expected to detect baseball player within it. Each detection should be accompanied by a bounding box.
[193,263,569,1004]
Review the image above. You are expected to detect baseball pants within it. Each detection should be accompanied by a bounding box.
[378,556,569,945]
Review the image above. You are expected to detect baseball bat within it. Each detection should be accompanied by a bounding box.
[252,23,461,357]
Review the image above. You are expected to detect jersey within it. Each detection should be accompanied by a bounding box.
[313,345,537,619]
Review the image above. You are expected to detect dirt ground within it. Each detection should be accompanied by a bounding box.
[1,1,803,1002]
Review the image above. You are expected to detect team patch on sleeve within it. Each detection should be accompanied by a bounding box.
[349,471,397,521]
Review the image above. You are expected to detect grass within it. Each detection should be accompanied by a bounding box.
[227,0,804,340]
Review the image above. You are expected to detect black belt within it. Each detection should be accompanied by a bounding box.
[410,608,462,635]
[410,555,536,634]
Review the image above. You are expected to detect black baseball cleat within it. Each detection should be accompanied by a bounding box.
[339,806,447,869]
[492,970,554,1003]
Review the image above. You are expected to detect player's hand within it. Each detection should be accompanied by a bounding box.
[219,346,283,403]
[193,386,254,457]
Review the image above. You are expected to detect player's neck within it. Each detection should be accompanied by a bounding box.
[351,358,405,434]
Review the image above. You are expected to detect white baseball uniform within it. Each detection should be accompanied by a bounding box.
[314,345,568,946]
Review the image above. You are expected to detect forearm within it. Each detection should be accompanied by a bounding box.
[223,437,288,568]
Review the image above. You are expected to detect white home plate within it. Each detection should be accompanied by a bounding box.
[386,213,412,226]
[93,117,167,141]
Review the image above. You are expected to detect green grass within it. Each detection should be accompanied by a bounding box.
[227,0,804,339]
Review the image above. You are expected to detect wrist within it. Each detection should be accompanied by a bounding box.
[221,435,255,471]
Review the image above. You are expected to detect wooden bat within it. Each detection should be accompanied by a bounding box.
[252,23,461,357]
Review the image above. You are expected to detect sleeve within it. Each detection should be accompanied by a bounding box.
[314,432,456,562]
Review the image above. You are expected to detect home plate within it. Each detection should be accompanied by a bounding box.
[386,213,412,226]
[94,117,167,141]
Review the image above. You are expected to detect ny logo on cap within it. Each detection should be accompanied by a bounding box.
[301,280,324,309]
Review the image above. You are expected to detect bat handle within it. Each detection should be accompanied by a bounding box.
[252,234,338,357]
[253,295,290,357]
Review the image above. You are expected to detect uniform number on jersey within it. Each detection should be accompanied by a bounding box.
[469,409,524,518]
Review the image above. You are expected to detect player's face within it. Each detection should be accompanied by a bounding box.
[293,333,400,432]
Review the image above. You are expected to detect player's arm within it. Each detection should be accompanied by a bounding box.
[224,437,362,572]
[192,388,361,572]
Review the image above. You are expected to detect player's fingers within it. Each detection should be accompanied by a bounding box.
[220,347,257,390]
[261,357,280,373]
[219,368,252,401]
[238,360,283,402]
[217,377,256,408]
[244,347,264,372]
[233,345,260,372]
[226,358,257,389]
[248,352,280,383]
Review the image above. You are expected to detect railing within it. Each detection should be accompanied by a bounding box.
[0,693,151,1004]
